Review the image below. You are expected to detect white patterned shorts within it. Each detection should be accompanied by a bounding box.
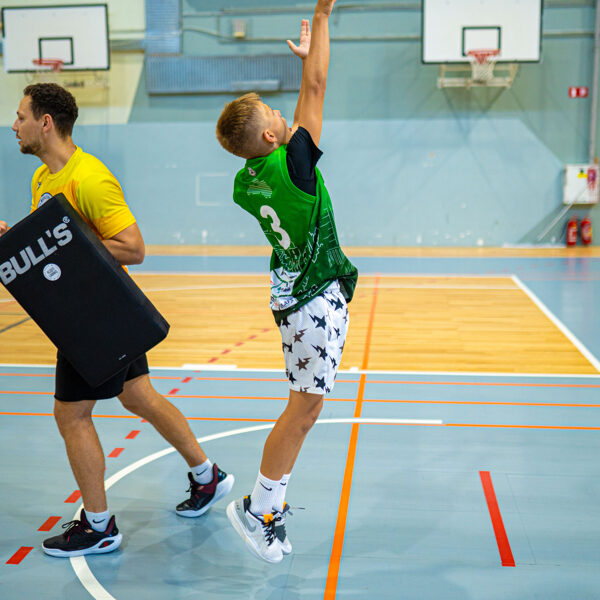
[279,280,349,395]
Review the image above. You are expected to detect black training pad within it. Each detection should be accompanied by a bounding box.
[0,193,169,387]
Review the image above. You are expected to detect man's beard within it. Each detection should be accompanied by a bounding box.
[19,141,41,155]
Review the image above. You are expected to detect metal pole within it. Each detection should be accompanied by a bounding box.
[590,0,600,163]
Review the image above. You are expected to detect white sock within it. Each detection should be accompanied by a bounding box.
[273,473,290,513]
[249,472,280,517]
[191,458,214,484]
[85,509,110,532]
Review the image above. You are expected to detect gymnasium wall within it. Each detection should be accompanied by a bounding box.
[0,0,145,39]
[0,0,598,246]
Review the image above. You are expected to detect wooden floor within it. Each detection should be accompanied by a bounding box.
[1,271,596,374]
[2,249,600,600]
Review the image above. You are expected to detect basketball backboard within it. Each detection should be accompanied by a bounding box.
[1,4,109,72]
[422,0,543,63]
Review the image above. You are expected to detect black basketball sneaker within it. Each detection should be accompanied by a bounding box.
[42,509,122,557]
[176,463,234,517]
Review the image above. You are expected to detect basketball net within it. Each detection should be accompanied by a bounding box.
[32,58,64,72]
[467,49,499,83]
[30,58,64,84]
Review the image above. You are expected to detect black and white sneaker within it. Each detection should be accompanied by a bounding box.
[176,463,234,517]
[226,495,283,563]
[42,509,122,558]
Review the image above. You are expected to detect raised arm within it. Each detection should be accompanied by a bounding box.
[290,0,336,145]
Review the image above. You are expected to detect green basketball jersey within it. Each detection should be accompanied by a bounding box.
[233,144,358,323]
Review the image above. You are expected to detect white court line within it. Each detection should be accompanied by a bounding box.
[70,418,443,599]
[142,283,518,293]
[131,270,266,277]
[1,362,599,379]
[363,284,518,290]
[512,275,600,373]
[161,366,600,379]
[133,270,517,279]
[142,284,265,293]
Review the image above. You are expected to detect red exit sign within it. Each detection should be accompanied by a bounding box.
[569,86,589,98]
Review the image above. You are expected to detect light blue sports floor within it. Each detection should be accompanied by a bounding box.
[1,254,599,599]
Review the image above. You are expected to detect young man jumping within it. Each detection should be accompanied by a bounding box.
[216,0,357,563]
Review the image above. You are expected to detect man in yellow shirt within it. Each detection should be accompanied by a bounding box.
[1,83,233,557]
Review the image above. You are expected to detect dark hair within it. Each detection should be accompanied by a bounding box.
[23,83,78,138]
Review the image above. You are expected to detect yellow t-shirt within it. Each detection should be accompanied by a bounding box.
[30,146,136,241]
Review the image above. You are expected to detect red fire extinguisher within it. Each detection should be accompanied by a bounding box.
[580,216,593,245]
[566,216,578,246]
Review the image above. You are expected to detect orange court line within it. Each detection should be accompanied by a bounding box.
[194,376,359,383]
[0,373,54,378]
[2,390,598,409]
[1,411,598,430]
[1,372,596,388]
[367,380,600,388]
[325,274,380,600]
[367,398,600,408]
[0,390,53,395]
[164,394,321,400]
[446,423,600,431]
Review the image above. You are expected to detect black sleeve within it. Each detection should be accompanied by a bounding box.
[285,127,323,196]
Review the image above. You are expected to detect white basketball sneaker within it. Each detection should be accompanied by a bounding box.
[226,496,283,563]
[273,503,292,554]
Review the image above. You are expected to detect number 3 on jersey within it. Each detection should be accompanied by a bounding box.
[260,205,291,250]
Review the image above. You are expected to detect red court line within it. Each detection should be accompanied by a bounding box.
[325,274,380,599]
[108,448,124,458]
[205,327,274,364]
[480,471,515,567]
[126,430,140,439]
[168,388,180,395]
[6,546,33,565]
[65,491,81,503]
[181,377,192,383]
[38,516,61,532]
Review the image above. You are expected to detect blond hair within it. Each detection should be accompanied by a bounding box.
[215,93,268,158]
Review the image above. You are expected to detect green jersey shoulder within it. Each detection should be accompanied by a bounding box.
[233,145,358,321]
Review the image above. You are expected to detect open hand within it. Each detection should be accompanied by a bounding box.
[287,19,311,59]
[0,221,8,236]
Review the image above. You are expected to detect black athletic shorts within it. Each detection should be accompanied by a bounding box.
[55,351,149,402]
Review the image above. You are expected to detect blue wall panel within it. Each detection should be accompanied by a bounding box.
[0,118,564,246]
[2,1,597,246]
